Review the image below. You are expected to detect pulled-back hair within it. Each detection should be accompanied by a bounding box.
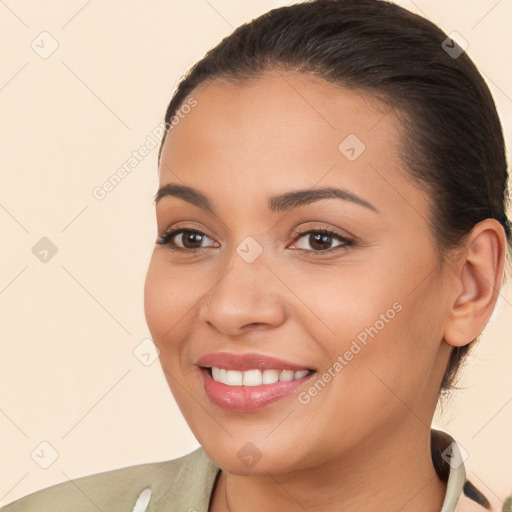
[158,0,511,393]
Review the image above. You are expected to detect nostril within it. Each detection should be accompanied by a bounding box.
[131,487,152,512]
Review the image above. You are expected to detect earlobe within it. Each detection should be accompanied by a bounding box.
[443,219,507,348]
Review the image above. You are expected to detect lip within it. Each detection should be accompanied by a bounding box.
[195,352,316,412]
[195,352,314,372]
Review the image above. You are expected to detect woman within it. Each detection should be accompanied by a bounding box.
[2,0,510,511]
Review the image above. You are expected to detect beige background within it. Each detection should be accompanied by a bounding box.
[0,0,511,506]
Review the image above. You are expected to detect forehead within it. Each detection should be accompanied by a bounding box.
[163,70,400,157]
[159,71,428,222]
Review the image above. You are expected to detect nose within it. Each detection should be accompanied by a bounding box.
[198,252,287,336]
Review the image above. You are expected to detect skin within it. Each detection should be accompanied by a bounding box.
[144,70,506,512]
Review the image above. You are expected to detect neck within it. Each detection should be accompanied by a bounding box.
[210,421,447,512]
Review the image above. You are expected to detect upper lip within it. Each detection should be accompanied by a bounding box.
[196,352,314,372]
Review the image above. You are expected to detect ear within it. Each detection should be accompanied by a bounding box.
[443,218,508,348]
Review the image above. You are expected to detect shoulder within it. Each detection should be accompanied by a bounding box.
[456,482,511,512]
[0,447,221,512]
[431,429,511,512]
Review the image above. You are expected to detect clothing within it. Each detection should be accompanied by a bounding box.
[0,429,502,512]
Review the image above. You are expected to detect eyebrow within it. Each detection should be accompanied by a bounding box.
[154,183,377,213]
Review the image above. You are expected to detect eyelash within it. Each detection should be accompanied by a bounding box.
[156,227,354,254]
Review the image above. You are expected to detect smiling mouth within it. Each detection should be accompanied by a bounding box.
[205,367,314,386]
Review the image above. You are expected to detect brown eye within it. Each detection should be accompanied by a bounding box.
[290,229,353,252]
[308,232,335,250]
[176,231,207,249]
[156,229,217,250]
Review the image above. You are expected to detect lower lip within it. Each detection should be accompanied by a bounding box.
[200,368,316,411]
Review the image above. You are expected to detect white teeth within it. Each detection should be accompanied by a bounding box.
[242,369,263,386]
[279,370,294,382]
[262,369,279,384]
[211,367,225,383]
[210,367,311,386]
[225,369,243,386]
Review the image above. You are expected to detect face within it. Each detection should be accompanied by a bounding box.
[144,71,453,476]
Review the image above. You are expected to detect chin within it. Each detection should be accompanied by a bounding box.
[201,434,315,477]
[205,447,288,476]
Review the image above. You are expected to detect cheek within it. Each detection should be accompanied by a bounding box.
[143,257,202,406]
[328,279,445,415]
[286,260,400,346]
[143,254,200,353]
[289,253,441,400]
